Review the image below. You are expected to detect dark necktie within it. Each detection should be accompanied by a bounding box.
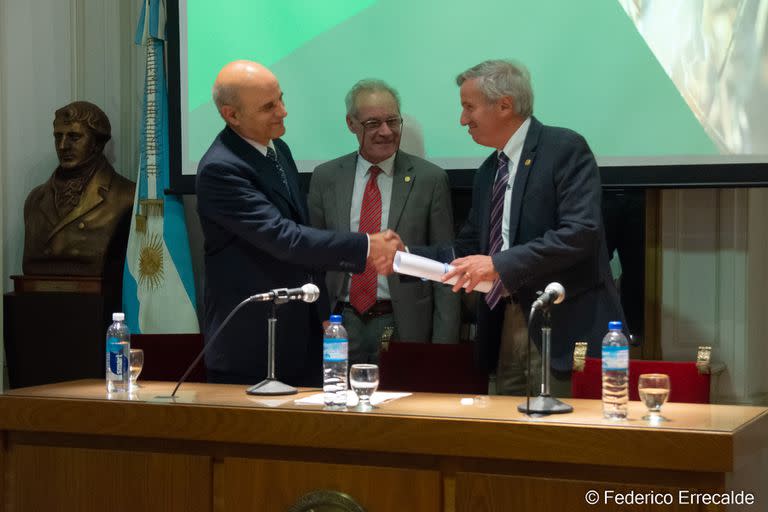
[349,165,383,314]
[266,146,291,199]
[485,152,510,309]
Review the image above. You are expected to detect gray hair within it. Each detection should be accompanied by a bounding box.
[345,79,401,117]
[212,83,239,114]
[456,59,533,117]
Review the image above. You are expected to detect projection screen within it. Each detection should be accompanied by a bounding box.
[168,0,768,191]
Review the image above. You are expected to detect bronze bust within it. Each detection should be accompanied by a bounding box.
[22,101,135,277]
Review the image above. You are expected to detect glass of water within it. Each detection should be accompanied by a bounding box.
[129,348,144,390]
[638,373,670,422]
[350,364,379,411]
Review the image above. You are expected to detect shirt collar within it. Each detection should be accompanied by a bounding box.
[238,133,275,157]
[499,117,532,162]
[357,151,396,177]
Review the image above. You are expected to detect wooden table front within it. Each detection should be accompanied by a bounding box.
[0,380,765,511]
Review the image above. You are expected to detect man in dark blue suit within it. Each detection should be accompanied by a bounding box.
[441,60,625,395]
[196,61,402,386]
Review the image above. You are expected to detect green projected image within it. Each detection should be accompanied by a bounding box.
[181,0,722,174]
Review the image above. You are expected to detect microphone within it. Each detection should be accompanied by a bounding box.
[531,282,565,311]
[167,282,321,398]
[249,283,320,304]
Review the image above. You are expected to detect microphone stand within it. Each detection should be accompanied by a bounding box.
[169,286,317,399]
[518,305,573,414]
[246,292,297,396]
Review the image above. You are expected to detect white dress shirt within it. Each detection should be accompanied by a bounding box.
[498,117,531,251]
[240,135,274,157]
[343,152,396,302]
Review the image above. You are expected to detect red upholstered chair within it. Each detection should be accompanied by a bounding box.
[378,341,488,394]
[571,343,721,403]
[130,333,207,383]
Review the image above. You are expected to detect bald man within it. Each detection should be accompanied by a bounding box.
[196,61,402,386]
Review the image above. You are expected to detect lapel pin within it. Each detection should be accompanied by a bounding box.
[524,159,532,166]
[404,176,411,183]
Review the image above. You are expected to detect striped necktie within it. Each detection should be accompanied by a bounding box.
[266,146,291,199]
[349,165,383,314]
[485,152,510,309]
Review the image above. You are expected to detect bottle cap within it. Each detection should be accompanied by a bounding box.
[329,314,342,323]
[608,321,622,330]
[113,312,125,321]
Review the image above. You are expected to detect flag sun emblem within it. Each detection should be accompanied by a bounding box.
[138,232,164,290]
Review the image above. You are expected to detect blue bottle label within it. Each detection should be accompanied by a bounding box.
[107,337,127,376]
[323,339,348,362]
[602,345,629,371]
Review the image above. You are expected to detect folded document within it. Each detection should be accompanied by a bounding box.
[393,251,492,293]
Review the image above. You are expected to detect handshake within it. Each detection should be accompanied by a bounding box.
[367,229,403,275]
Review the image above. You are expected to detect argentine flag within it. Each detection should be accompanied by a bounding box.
[123,0,199,334]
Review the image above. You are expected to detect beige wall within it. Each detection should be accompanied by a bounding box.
[660,188,768,404]
[0,0,142,390]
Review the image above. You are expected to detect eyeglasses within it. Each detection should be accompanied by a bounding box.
[357,116,403,131]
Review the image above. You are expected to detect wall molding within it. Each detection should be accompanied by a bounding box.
[0,0,7,389]
[660,188,756,403]
[69,0,85,100]
[747,188,768,404]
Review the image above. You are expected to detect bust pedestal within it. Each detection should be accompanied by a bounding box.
[3,275,120,388]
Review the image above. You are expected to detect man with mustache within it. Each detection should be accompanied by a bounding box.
[309,79,459,365]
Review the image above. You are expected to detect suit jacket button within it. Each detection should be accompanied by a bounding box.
[78,222,85,229]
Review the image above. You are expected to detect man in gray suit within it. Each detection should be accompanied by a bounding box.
[309,79,459,365]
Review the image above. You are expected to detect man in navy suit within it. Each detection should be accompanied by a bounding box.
[441,60,625,395]
[196,61,402,386]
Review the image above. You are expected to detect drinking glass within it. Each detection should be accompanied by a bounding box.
[129,348,144,390]
[638,373,670,422]
[349,364,379,411]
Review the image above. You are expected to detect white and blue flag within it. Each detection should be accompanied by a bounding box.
[123,0,198,334]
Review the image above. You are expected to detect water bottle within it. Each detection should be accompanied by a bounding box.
[323,314,348,408]
[602,320,629,419]
[106,312,131,393]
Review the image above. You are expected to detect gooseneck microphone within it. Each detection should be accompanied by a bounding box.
[249,283,320,304]
[169,283,320,398]
[531,282,565,311]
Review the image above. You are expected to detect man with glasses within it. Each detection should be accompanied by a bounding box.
[309,79,459,365]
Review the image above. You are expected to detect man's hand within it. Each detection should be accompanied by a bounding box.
[368,229,404,275]
[442,255,499,293]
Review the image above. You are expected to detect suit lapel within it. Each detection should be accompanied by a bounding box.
[222,128,302,220]
[507,117,541,244]
[38,177,60,228]
[387,150,414,230]
[334,153,357,233]
[49,164,112,240]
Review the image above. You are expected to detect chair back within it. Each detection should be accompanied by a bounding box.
[571,357,711,403]
[130,333,207,383]
[378,342,488,394]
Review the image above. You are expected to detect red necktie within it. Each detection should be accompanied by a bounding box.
[349,166,382,314]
